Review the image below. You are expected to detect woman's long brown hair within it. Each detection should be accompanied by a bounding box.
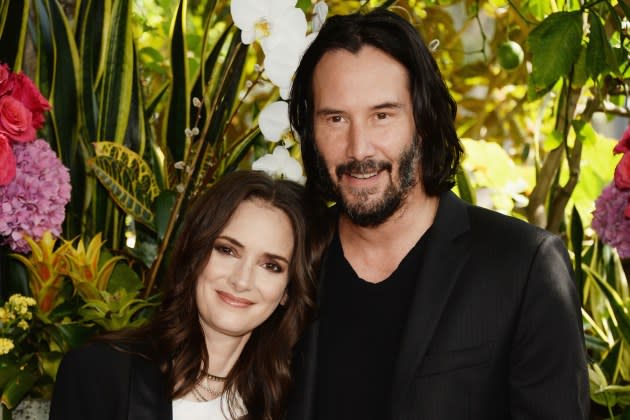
[101,170,331,419]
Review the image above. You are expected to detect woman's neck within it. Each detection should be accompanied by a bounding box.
[203,330,251,377]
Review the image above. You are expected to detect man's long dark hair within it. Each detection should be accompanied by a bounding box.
[289,9,463,200]
[101,171,326,420]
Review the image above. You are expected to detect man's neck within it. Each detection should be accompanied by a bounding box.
[338,186,439,283]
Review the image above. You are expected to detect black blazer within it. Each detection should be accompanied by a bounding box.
[287,191,589,420]
[49,341,172,420]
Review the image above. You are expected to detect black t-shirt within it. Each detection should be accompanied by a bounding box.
[315,228,432,420]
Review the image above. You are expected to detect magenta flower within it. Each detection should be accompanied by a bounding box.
[0,139,71,253]
[592,183,630,259]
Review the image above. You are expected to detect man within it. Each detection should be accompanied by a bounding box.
[287,8,589,420]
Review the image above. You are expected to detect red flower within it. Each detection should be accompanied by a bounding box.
[0,134,16,185]
[0,95,36,142]
[613,124,630,155]
[615,152,630,190]
[10,72,50,129]
[0,64,13,97]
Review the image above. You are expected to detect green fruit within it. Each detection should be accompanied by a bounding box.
[497,41,524,71]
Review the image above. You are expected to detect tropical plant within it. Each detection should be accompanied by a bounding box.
[0,0,629,418]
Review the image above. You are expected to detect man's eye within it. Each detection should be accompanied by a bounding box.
[376,112,388,120]
[330,115,343,123]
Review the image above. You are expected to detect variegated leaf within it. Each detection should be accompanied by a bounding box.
[88,142,160,229]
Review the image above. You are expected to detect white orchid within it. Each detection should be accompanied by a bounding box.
[230,0,307,54]
[264,32,317,99]
[259,100,291,142]
[252,145,303,182]
[312,1,329,32]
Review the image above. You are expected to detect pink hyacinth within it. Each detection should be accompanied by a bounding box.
[592,183,630,259]
[0,139,71,253]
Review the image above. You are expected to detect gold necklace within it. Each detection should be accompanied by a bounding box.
[192,372,226,401]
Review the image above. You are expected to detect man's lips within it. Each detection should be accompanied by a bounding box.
[216,291,254,308]
[348,171,379,179]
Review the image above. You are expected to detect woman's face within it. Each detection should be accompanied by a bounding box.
[196,199,294,342]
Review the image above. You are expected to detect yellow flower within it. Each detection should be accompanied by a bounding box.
[17,320,29,330]
[0,307,8,322]
[0,337,15,355]
[8,294,36,318]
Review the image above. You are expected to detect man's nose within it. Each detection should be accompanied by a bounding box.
[346,121,375,161]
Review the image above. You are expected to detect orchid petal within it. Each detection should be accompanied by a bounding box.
[259,101,290,142]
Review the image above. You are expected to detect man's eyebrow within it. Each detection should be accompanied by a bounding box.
[371,102,404,110]
[315,102,404,117]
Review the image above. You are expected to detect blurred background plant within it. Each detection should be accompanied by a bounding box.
[0,0,628,418]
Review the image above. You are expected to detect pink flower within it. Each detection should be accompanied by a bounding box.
[592,183,630,259]
[613,124,630,155]
[0,134,16,185]
[0,63,13,97]
[615,153,630,190]
[10,72,50,129]
[0,96,35,142]
[0,139,71,253]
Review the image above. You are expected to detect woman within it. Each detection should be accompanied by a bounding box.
[49,170,329,420]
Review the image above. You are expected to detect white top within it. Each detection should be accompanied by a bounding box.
[172,396,245,420]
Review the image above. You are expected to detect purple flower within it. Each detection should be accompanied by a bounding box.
[0,139,71,253]
[592,183,630,259]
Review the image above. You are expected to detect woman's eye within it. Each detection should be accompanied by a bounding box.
[263,262,282,273]
[215,245,234,256]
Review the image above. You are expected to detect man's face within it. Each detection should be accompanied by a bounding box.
[312,45,420,226]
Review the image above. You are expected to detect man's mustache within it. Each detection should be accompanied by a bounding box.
[335,160,392,178]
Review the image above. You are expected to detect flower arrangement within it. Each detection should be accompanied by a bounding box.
[0,63,71,253]
[592,124,630,258]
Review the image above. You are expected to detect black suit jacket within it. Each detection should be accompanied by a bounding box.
[287,191,589,420]
[49,341,172,420]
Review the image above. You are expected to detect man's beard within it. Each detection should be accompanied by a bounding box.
[314,141,420,227]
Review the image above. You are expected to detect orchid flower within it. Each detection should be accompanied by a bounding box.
[252,145,303,182]
[264,32,317,99]
[230,0,307,54]
[259,100,292,144]
[312,1,329,32]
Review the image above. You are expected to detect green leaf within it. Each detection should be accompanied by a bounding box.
[1,369,38,409]
[527,11,582,97]
[0,362,20,390]
[164,0,190,163]
[455,167,476,205]
[585,266,630,348]
[97,0,133,146]
[154,190,177,241]
[586,12,617,79]
[88,142,160,229]
[600,340,622,382]
[619,0,630,20]
[570,206,584,300]
[0,0,29,70]
[108,261,142,293]
[49,323,94,351]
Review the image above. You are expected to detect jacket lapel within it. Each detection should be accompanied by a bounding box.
[390,191,472,413]
[128,352,172,420]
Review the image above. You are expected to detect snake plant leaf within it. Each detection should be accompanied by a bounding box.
[585,265,630,348]
[88,142,160,230]
[0,0,29,70]
[1,369,38,409]
[164,0,190,164]
[97,0,133,146]
[214,127,261,180]
[76,0,109,143]
[570,206,584,301]
[154,190,177,241]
